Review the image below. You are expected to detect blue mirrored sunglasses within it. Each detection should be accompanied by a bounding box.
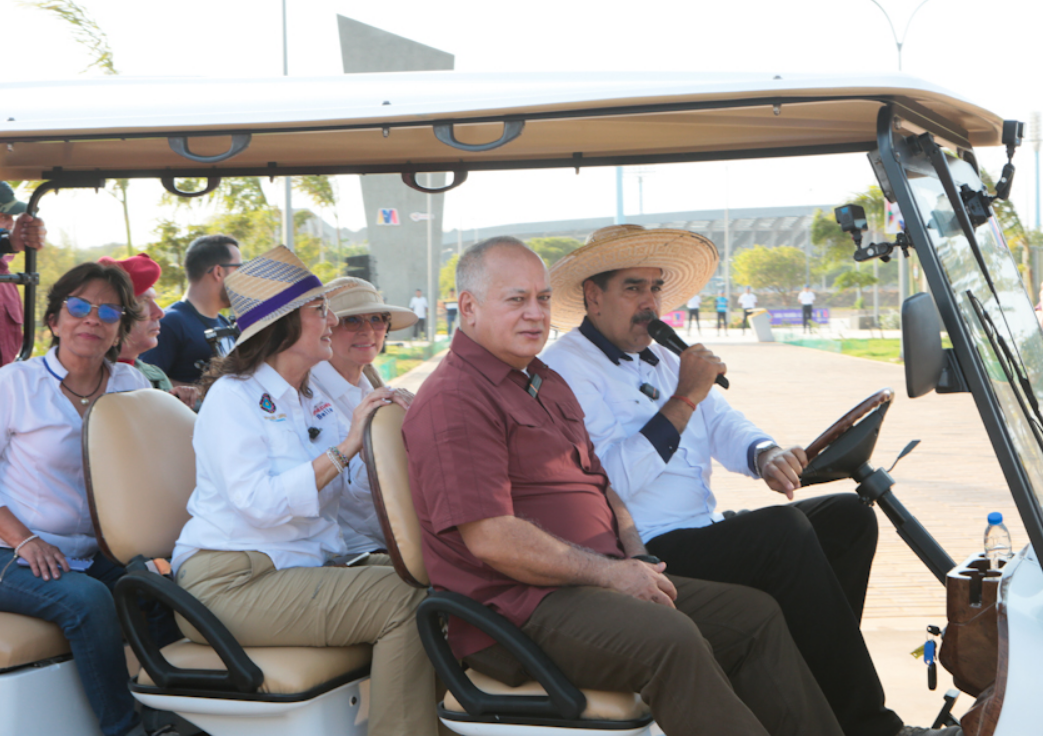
[64,296,124,324]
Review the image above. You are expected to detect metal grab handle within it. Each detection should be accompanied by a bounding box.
[433,120,524,152]
[161,176,222,198]
[401,170,468,194]
[168,133,252,164]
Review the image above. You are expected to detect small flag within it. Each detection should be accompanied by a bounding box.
[885,200,905,234]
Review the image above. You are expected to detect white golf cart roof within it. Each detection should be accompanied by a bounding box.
[0,71,1004,184]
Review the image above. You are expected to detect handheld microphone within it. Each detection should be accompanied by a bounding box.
[647,319,729,390]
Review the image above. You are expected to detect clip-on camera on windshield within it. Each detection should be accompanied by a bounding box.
[834,203,910,263]
[961,120,1024,228]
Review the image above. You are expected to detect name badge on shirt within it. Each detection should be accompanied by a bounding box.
[526,374,542,399]
[639,382,660,401]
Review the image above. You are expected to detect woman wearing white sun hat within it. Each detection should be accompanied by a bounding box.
[172,246,437,736]
[310,277,417,552]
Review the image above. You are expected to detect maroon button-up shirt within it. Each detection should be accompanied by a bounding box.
[403,330,625,658]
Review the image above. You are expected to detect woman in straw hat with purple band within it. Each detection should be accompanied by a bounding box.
[171,246,437,736]
[310,277,417,552]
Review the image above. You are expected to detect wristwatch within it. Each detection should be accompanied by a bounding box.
[753,440,780,477]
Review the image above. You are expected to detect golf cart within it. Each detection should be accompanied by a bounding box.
[0,72,1038,736]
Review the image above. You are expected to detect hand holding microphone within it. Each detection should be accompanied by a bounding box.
[647,319,729,390]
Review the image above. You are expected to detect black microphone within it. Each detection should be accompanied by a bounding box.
[647,319,729,390]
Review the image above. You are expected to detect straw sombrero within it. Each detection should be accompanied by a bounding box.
[225,246,341,348]
[326,276,417,332]
[549,224,719,330]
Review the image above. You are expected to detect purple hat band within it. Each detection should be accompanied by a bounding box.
[237,274,323,331]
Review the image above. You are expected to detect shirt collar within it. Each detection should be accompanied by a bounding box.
[450,329,545,386]
[578,317,659,367]
[312,361,371,400]
[253,361,298,403]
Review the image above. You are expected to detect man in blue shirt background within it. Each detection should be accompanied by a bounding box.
[141,234,241,385]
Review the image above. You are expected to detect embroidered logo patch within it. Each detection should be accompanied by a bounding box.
[259,393,276,413]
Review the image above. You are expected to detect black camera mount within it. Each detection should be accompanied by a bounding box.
[834,203,911,263]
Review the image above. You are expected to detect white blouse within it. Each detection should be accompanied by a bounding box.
[310,361,386,554]
[0,347,150,557]
[172,362,376,573]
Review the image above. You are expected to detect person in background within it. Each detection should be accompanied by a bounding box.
[100,252,199,408]
[686,293,701,334]
[738,286,757,334]
[140,234,241,385]
[0,261,179,736]
[715,289,728,336]
[799,285,816,333]
[409,287,428,340]
[0,182,47,366]
[310,276,417,552]
[443,287,459,337]
[172,247,437,736]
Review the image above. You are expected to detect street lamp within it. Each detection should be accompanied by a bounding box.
[867,0,932,71]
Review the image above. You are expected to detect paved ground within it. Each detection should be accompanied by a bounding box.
[393,330,1028,727]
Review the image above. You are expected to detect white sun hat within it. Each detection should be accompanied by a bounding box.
[549,224,719,330]
[325,276,418,332]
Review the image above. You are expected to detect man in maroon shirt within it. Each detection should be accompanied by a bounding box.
[402,237,841,736]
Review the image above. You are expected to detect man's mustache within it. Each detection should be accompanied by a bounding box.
[632,310,657,325]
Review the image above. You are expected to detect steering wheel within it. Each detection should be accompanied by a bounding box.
[804,388,894,463]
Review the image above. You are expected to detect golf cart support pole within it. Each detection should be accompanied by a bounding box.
[3,179,106,362]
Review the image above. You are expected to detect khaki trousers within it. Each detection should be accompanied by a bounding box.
[177,550,436,736]
[467,576,843,736]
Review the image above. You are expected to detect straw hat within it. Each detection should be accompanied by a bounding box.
[549,224,719,330]
[326,276,417,332]
[225,245,340,348]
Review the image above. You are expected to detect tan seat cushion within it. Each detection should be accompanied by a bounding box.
[443,669,651,722]
[136,640,372,695]
[0,612,71,670]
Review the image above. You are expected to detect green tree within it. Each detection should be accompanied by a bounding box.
[527,236,582,267]
[731,245,807,304]
[439,254,460,298]
[294,176,342,260]
[24,0,117,74]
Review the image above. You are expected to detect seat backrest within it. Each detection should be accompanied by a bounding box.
[83,389,197,565]
[362,403,429,588]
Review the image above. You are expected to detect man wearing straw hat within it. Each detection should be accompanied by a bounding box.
[540,224,911,736]
[404,236,844,736]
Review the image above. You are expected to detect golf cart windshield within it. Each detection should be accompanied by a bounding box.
[902,151,1043,515]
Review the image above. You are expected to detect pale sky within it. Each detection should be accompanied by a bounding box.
[5,0,1043,249]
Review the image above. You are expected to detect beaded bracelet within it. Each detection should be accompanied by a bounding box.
[14,534,38,558]
[327,447,351,474]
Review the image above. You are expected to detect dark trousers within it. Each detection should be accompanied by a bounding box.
[413,317,426,339]
[687,308,700,332]
[646,494,902,736]
[468,576,842,736]
[716,311,728,332]
[742,308,754,332]
[803,304,814,331]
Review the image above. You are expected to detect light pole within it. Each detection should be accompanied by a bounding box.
[281,0,294,251]
[867,0,932,71]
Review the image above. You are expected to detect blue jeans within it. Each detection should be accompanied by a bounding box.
[0,548,178,736]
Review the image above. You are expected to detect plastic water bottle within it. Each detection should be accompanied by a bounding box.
[983,512,1013,569]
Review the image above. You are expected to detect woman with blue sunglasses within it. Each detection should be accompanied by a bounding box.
[0,262,180,736]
